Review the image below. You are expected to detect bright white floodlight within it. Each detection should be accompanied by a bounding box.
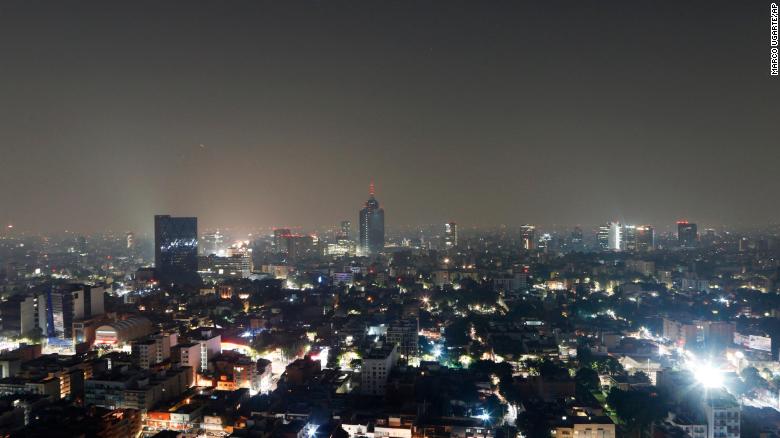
[693,362,724,388]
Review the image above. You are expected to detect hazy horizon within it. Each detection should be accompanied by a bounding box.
[1,1,777,233]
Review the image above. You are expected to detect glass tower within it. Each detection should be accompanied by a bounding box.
[154,215,199,285]
[359,181,385,255]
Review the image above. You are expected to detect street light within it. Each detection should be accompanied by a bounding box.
[685,354,724,389]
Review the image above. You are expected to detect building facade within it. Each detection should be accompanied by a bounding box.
[678,221,698,248]
[154,215,199,286]
[359,181,385,256]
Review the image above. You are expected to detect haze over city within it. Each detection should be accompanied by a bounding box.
[1,0,778,233]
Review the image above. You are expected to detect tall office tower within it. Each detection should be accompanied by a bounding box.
[359,181,385,255]
[607,222,622,251]
[520,225,535,250]
[282,234,315,262]
[224,242,254,276]
[537,233,553,252]
[154,215,199,286]
[273,228,292,254]
[569,226,584,251]
[444,222,458,249]
[677,220,698,248]
[339,220,351,240]
[635,225,655,251]
[200,230,225,256]
[597,224,610,250]
[329,220,356,256]
[126,232,135,250]
[622,225,638,251]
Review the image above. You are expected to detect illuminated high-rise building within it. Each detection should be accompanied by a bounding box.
[284,234,316,262]
[328,220,356,256]
[677,221,698,248]
[359,181,385,255]
[199,242,253,279]
[622,225,637,251]
[444,222,458,248]
[339,220,351,240]
[154,215,199,286]
[739,236,750,252]
[272,229,316,261]
[635,225,655,251]
[201,230,225,256]
[273,228,292,254]
[597,224,610,250]
[520,225,535,250]
[607,222,622,251]
[537,233,553,252]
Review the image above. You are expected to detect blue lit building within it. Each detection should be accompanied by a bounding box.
[359,182,385,255]
[154,215,199,286]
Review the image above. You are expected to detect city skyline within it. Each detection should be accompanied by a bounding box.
[1,2,779,436]
[0,177,773,236]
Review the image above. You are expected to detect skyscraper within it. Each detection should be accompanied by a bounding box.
[273,228,292,254]
[359,181,385,255]
[622,225,638,251]
[339,220,351,240]
[200,230,225,256]
[154,215,199,286]
[597,224,610,250]
[328,220,356,256]
[635,225,655,251]
[444,222,458,249]
[126,231,136,258]
[607,222,622,251]
[677,220,698,248]
[520,225,535,250]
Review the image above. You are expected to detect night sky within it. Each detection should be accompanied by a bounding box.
[0,1,777,234]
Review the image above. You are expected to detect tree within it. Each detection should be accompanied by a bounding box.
[575,367,600,397]
[607,388,669,434]
[539,360,569,380]
[741,367,767,395]
[445,318,470,346]
[591,356,624,375]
